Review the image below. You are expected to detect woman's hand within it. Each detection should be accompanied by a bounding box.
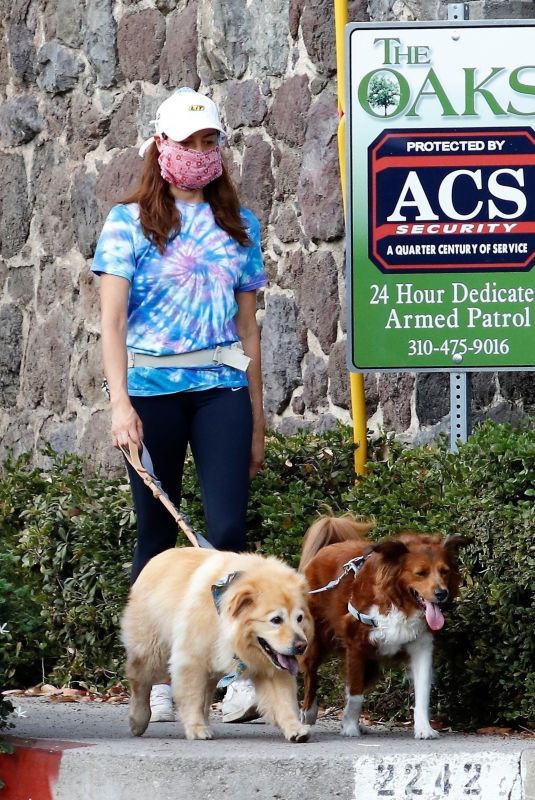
[249,423,264,479]
[111,398,144,450]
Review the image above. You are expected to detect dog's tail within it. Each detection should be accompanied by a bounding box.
[299,514,374,572]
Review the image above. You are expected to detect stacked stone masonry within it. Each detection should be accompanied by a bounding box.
[1,0,534,470]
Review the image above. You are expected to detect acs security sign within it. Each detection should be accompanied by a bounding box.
[369,127,535,273]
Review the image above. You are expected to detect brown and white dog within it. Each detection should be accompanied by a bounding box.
[121,547,313,742]
[299,515,466,739]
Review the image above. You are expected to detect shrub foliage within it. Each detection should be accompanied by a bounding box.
[0,423,533,730]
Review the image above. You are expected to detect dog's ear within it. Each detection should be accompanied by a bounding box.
[226,584,255,618]
[296,573,311,596]
[372,540,409,563]
[444,535,469,555]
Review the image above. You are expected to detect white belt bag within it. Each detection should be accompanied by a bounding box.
[127,342,251,372]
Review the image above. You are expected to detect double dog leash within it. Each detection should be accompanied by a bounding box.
[120,439,375,625]
[119,439,213,550]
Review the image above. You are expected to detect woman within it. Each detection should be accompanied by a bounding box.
[91,87,266,725]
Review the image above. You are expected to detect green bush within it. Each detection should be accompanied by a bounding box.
[0,422,533,730]
[0,452,57,733]
[248,426,358,563]
[0,447,135,695]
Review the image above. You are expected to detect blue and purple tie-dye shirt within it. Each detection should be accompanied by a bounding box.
[91,200,266,396]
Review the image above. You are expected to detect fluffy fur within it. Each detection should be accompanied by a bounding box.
[121,547,313,742]
[299,515,466,739]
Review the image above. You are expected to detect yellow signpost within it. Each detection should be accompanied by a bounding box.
[334,0,368,475]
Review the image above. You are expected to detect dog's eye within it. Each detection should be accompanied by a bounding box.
[270,616,283,625]
[415,570,429,578]
[296,613,304,623]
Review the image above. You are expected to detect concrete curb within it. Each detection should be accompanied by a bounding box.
[1,699,534,800]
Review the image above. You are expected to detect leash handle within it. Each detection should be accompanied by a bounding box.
[120,440,201,549]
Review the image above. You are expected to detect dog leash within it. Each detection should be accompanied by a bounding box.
[308,555,370,594]
[308,554,377,627]
[120,439,214,550]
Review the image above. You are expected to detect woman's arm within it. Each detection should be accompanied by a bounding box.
[235,290,264,478]
[100,273,143,448]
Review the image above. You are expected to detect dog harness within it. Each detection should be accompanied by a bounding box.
[309,554,377,628]
[211,573,249,688]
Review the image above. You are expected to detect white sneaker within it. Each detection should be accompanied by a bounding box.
[222,677,261,723]
[149,683,175,723]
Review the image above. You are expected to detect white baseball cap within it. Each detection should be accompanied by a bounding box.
[139,87,225,156]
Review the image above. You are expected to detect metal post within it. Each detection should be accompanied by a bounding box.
[447,1,471,453]
[450,373,472,452]
[447,3,469,20]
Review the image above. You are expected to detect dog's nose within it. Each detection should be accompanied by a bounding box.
[292,637,307,655]
[435,588,449,603]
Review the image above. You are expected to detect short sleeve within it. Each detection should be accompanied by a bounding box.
[236,209,267,292]
[91,204,137,282]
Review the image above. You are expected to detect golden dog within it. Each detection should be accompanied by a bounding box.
[121,547,313,742]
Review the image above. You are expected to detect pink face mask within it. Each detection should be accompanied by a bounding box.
[158,138,223,190]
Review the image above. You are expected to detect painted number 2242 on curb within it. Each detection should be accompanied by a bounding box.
[375,761,482,797]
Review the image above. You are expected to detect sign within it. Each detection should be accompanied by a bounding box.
[346,22,535,371]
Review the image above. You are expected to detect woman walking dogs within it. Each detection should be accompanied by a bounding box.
[91,88,267,725]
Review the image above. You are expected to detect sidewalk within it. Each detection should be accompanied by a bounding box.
[1,697,534,800]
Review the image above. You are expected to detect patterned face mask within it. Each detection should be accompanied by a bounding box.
[158,138,223,190]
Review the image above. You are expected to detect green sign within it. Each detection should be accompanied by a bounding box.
[346,21,535,371]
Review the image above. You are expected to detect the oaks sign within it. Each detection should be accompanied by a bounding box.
[346,22,535,371]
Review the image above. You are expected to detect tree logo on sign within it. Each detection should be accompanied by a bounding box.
[367,73,400,117]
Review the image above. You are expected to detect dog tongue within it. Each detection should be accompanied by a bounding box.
[424,601,445,631]
[276,654,299,675]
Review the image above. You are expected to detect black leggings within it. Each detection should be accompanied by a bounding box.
[127,387,253,583]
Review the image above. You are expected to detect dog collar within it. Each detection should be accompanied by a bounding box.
[347,600,377,627]
[217,657,248,689]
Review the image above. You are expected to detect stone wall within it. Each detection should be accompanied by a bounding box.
[1,0,535,470]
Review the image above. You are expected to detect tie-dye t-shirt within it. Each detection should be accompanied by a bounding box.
[91,200,266,396]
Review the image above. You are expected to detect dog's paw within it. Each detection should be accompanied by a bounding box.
[340,719,361,737]
[129,717,149,737]
[414,725,440,740]
[288,724,310,743]
[300,700,318,726]
[185,724,214,740]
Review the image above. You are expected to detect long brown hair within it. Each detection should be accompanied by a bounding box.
[122,142,251,253]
